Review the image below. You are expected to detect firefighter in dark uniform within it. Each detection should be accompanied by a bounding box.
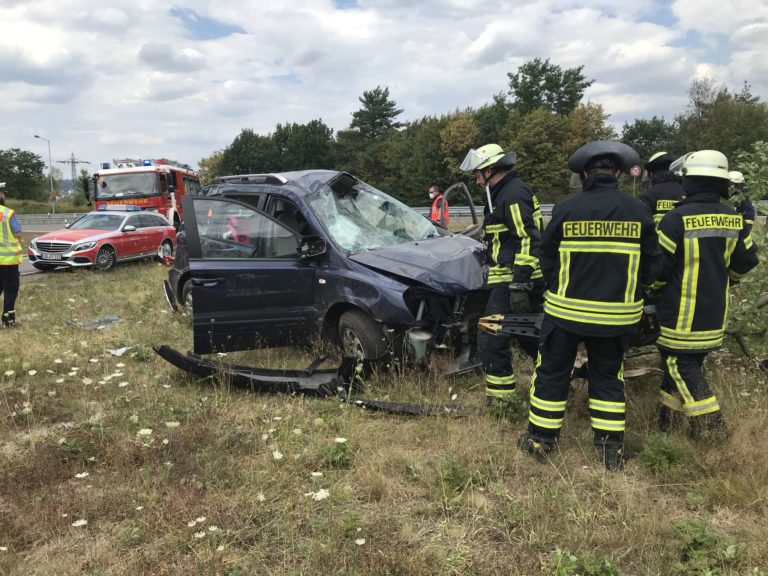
[638,151,684,225]
[460,144,543,402]
[654,151,759,439]
[728,171,756,234]
[518,141,661,471]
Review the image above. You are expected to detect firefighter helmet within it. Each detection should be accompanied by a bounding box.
[460,144,515,173]
[676,150,729,180]
[568,140,640,174]
[645,152,676,173]
[729,170,745,184]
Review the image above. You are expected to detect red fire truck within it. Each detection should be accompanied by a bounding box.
[90,158,201,228]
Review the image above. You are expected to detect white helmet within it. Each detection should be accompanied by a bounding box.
[460,143,507,173]
[673,150,729,180]
[728,170,745,184]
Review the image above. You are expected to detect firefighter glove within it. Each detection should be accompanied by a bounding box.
[509,283,532,314]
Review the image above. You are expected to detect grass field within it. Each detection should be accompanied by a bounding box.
[1,251,767,575]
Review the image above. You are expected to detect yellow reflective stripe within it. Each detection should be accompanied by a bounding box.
[590,417,625,431]
[560,241,640,254]
[651,280,667,290]
[588,399,625,413]
[724,237,738,267]
[545,292,642,313]
[509,203,526,237]
[485,224,508,233]
[558,250,569,297]
[491,232,501,263]
[653,214,663,225]
[659,390,683,411]
[544,302,642,325]
[531,269,543,279]
[676,238,699,332]
[530,395,567,411]
[485,374,515,385]
[683,397,720,417]
[625,252,639,303]
[529,412,563,429]
[666,355,695,406]
[744,234,754,250]
[658,231,677,253]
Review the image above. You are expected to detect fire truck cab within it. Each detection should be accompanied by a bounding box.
[91,158,201,228]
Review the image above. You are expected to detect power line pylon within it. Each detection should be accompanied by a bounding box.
[57,153,91,193]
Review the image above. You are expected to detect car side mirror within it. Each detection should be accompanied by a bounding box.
[299,235,326,259]
[64,223,71,229]
[123,225,137,232]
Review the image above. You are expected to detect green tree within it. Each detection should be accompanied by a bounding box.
[349,86,404,140]
[472,93,512,146]
[273,119,335,171]
[621,116,679,162]
[440,112,480,178]
[198,150,224,186]
[674,78,768,159]
[736,140,768,200]
[219,129,279,175]
[0,148,46,200]
[507,58,593,115]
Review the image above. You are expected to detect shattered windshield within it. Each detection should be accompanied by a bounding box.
[95,173,159,200]
[306,177,439,252]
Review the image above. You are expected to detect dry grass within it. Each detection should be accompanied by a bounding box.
[1,256,767,576]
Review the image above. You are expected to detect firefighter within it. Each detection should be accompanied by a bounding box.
[518,141,661,471]
[460,144,543,402]
[654,151,759,439]
[0,183,23,327]
[638,151,684,225]
[428,185,449,226]
[728,171,756,234]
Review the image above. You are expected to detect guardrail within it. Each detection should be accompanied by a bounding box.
[17,213,86,226]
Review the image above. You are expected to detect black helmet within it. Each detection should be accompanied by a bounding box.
[568,141,640,174]
[644,151,676,173]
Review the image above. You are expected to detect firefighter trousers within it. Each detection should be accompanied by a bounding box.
[527,316,629,443]
[479,285,516,397]
[658,351,721,419]
[0,265,19,317]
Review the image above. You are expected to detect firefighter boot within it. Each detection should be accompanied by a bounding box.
[595,436,630,472]
[2,311,19,328]
[689,411,729,442]
[517,431,556,463]
[658,405,682,432]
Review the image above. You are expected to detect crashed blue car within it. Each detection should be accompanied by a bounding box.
[165,170,488,361]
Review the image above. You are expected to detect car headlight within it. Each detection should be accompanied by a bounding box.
[72,241,97,252]
[29,239,37,250]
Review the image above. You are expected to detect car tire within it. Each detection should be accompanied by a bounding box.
[94,246,116,271]
[157,239,174,260]
[181,278,193,315]
[338,309,388,360]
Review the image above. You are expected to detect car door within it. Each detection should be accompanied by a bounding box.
[181,196,316,354]
[117,215,145,258]
[140,214,165,254]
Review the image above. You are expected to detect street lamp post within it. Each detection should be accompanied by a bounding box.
[34,134,55,214]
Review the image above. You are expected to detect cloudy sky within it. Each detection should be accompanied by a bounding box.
[1,0,766,175]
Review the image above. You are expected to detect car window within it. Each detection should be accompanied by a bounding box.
[152,215,169,227]
[136,214,156,228]
[125,215,142,229]
[267,197,313,236]
[69,214,123,231]
[192,199,298,259]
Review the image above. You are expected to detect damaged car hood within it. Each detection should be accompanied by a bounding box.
[349,235,485,294]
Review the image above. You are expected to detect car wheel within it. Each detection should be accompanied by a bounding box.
[181,279,193,315]
[338,309,388,360]
[94,246,116,271]
[157,239,174,260]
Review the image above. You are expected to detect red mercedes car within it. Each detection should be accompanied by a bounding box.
[28,206,176,271]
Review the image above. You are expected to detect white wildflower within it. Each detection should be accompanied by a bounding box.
[163,384,172,389]
[216,545,225,551]
[54,359,63,364]
[89,358,99,364]
[137,428,153,436]
[257,493,266,502]
[55,378,65,384]
[74,472,89,479]
[71,519,88,527]
[129,414,139,424]
[334,437,348,444]
[272,416,282,421]
[272,450,284,460]
[304,488,330,501]
[118,381,129,388]
[292,428,302,435]
[194,531,206,539]
[196,516,206,523]
[208,525,219,532]
[82,378,93,385]
[355,538,366,545]
[48,390,57,397]
[27,370,37,376]
[162,439,169,445]
[116,362,125,368]
[165,421,180,428]
[0,546,7,552]
[3,370,14,376]
[451,393,458,401]
[136,506,144,511]
[187,520,197,527]
[310,472,323,478]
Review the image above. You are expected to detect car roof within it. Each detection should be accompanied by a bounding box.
[208,170,342,196]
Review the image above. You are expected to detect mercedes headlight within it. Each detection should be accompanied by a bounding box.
[72,241,97,252]
[29,239,38,250]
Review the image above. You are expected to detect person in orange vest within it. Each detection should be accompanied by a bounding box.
[0,183,23,327]
[428,185,449,226]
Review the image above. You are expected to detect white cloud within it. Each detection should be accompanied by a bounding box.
[0,0,765,170]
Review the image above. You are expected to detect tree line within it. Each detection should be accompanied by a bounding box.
[202,59,768,205]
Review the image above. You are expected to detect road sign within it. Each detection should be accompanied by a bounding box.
[630,165,642,178]
[50,192,57,202]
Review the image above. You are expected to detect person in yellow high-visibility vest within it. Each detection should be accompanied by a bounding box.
[0,183,23,327]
